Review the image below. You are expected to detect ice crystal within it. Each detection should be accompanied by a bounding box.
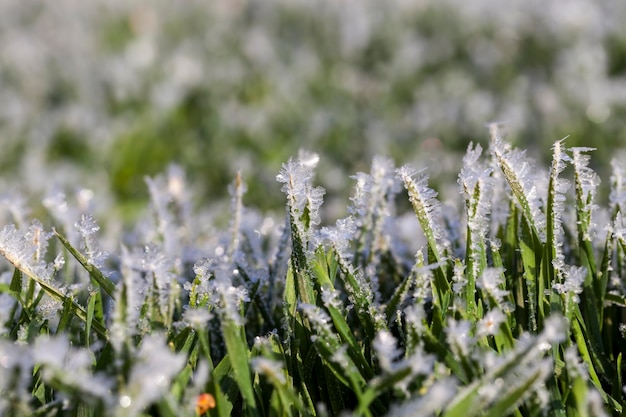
[227,171,247,259]
[119,243,179,327]
[491,132,547,242]
[33,335,112,401]
[0,191,30,228]
[210,262,249,326]
[115,334,186,417]
[251,357,286,384]
[183,308,213,330]
[404,304,426,334]
[25,220,52,262]
[477,318,568,412]
[299,303,332,330]
[458,142,495,224]
[548,140,572,277]
[42,189,73,233]
[384,378,457,417]
[276,150,325,229]
[75,213,108,268]
[477,268,509,309]
[374,330,403,373]
[110,246,148,349]
[193,258,214,278]
[349,156,401,265]
[552,265,586,305]
[476,309,506,338]
[563,345,587,379]
[446,319,473,359]
[330,344,351,371]
[0,340,34,416]
[613,211,626,243]
[539,315,568,346]
[316,216,357,261]
[320,286,343,310]
[571,147,600,241]
[36,297,64,332]
[451,260,467,295]
[610,157,626,211]
[0,223,54,282]
[397,165,449,261]
[586,389,610,417]
[145,164,192,257]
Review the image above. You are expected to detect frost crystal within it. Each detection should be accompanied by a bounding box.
[0,340,35,415]
[42,189,72,232]
[491,132,546,242]
[477,268,509,309]
[145,164,192,258]
[0,191,30,228]
[116,334,186,417]
[397,165,449,261]
[251,357,286,384]
[183,308,213,329]
[539,315,568,346]
[321,286,343,310]
[563,346,587,379]
[548,140,572,277]
[276,151,325,228]
[33,335,112,401]
[373,330,402,373]
[476,309,506,338]
[610,157,626,211]
[299,303,332,330]
[316,216,357,261]
[227,171,247,259]
[0,223,54,282]
[24,220,52,263]
[451,261,467,294]
[552,265,586,304]
[446,319,473,359]
[458,143,495,254]
[385,378,457,417]
[572,147,600,241]
[211,263,249,326]
[349,157,401,254]
[75,213,108,268]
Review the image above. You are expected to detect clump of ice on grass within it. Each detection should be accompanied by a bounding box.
[491,129,547,242]
[115,334,186,417]
[0,223,55,282]
[33,335,113,402]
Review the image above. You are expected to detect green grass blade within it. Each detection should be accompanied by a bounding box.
[56,296,75,335]
[443,384,480,417]
[10,266,22,293]
[483,367,546,417]
[221,318,259,417]
[5,263,108,339]
[54,228,116,297]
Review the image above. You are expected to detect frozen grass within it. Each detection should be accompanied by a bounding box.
[1,134,626,417]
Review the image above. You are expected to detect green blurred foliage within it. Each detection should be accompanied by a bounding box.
[2,0,626,214]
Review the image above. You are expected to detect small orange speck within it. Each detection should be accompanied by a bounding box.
[196,393,216,415]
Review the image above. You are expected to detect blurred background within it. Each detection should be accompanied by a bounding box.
[1,0,625,222]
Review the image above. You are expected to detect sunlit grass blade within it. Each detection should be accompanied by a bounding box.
[221,317,259,417]
[491,135,545,245]
[54,228,116,297]
[398,166,451,307]
[3,264,108,338]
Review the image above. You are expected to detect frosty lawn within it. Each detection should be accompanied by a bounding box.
[1,132,625,416]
